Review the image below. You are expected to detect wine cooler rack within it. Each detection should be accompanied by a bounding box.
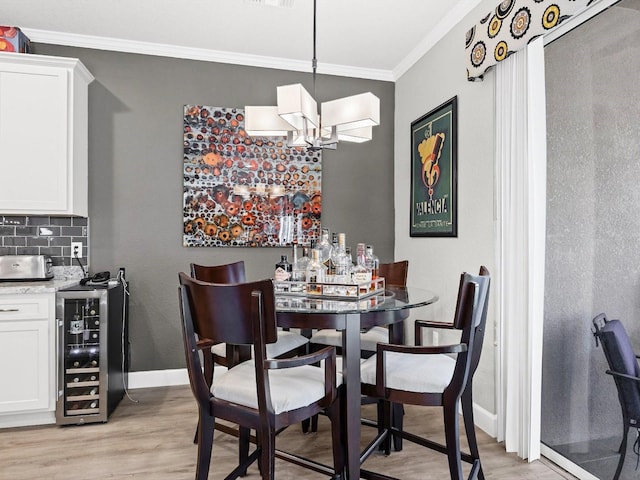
[56,283,127,425]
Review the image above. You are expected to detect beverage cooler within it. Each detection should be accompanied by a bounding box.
[55,282,129,425]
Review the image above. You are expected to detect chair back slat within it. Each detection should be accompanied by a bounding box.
[469,267,491,377]
[596,317,640,421]
[178,272,278,346]
[178,285,212,408]
[190,260,248,365]
[190,260,246,283]
[452,273,469,330]
[447,275,478,397]
[379,260,408,287]
[447,268,491,398]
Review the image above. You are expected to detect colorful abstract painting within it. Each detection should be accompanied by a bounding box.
[183,105,322,247]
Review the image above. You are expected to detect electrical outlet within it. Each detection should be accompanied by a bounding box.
[71,242,83,259]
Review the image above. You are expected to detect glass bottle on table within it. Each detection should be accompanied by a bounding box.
[291,243,308,292]
[365,245,380,279]
[327,232,339,277]
[355,242,367,268]
[274,255,292,292]
[345,246,354,281]
[345,246,353,267]
[275,255,292,281]
[294,244,311,280]
[290,243,301,292]
[317,228,332,267]
[351,243,372,292]
[306,247,326,295]
[291,243,299,269]
[316,229,334,294]
[335,233,350,282]
[335,233,352,295]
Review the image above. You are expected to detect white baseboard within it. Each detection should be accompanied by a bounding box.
[128,368,190,389]
[128,368,499,439]
[472,402,498,439]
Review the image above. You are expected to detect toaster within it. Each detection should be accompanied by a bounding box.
[0,255,54,281]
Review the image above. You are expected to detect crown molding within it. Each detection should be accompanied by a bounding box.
[22,28,395,82]
[393,0,485,80]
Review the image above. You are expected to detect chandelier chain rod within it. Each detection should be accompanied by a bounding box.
[312,0,317,101]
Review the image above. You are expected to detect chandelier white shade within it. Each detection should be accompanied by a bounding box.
[321,92,379,132]
[335,126,373,143]
[244,106,292,136]
[245,84,379,150]
[277,84,319,131]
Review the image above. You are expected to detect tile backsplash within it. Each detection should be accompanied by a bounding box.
[0,215,89,266]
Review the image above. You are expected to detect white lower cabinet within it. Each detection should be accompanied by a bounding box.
[0,293,56,426]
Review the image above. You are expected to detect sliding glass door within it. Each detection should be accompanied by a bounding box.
[542,1,640,478]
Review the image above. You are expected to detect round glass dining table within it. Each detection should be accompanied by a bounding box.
[275,286,438,480]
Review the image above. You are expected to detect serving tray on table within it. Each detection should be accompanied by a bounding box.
[273,277,385,300]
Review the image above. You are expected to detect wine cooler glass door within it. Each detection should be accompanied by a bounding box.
[56,290,108,424]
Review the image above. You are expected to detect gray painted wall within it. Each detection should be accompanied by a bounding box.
[542,1,640,447]
[394,0,497,415]
[30,43,395,372]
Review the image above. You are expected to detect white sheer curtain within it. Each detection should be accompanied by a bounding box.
[494,37,547,461]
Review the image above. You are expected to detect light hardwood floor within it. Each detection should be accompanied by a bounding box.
[0,385,576,479]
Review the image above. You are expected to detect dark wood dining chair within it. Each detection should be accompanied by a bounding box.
[360,267,490,480]
[190,261,309,367]
[412,265,490,477]
[592,313,640,480]
[189,261,311,443]
[178,273,344,480]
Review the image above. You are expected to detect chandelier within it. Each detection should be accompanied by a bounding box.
[244,0,380,151]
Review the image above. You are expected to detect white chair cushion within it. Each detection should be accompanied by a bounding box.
[268,330,309,357]
[310,329,342,347]
[360,352,456,393]
[360,326,389,352]
[212,360,342,414]
[211,343,227,358]
[210,329,308,360]
[311,326,390,352]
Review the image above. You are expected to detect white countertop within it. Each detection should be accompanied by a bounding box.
[0,278,80,294]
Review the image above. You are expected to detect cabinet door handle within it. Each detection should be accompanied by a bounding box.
[0,308,20,312]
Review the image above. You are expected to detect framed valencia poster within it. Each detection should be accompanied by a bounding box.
[410,96,457,237]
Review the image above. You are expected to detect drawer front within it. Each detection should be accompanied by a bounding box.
[0,295,51,320]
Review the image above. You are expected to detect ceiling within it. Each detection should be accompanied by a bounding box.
[1,0,484,81]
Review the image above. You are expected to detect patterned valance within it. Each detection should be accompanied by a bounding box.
[466,0,596,81]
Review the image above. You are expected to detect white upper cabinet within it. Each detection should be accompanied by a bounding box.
[0,53,94,216]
